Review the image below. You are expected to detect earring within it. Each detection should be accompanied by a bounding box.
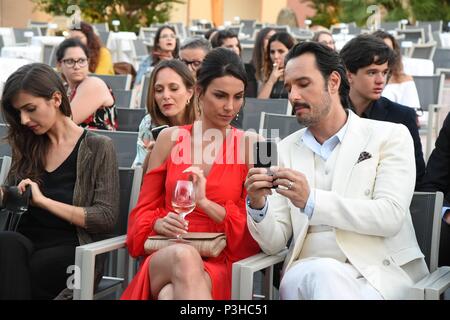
[186,98,190,105]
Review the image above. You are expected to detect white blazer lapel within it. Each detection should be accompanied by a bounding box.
[332,112,372,194]
[291,136,315,190]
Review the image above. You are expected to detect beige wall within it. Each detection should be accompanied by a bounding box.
[170,2,189,25]
[188,0,212,25]
[287,0,316,27]
[223,0,261,24]
[0,0,51,27]
[261,0,286,24]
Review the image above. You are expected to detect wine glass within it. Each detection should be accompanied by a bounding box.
[171,180,196,240]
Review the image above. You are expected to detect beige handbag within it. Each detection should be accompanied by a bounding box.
[145,232,227,258]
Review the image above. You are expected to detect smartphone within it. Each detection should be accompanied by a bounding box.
[253,140,278,170]
[151,125,169,140]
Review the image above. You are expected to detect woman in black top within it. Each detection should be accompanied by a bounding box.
[0,63,119,299]
[257,32,296,100]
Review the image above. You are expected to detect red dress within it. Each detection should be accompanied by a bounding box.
[121,125,260,299]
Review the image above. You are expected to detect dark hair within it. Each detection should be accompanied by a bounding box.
[69,21,102,73]
[1,63,72,183]
[204,28,218,40]
[250,27,275,81]
[152,25,179,66]
[210,29,242,56]
[147,59,197,126]
[372,30,403,79]
[196,47,247,94]
[263,32,296,81]
[56,38,90,63]
[339,34,395,74]
[285,41,350,108]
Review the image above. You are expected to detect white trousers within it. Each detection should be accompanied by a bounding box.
[279,257,383,300]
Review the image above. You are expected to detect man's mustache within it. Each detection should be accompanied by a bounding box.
[293,102,311,110]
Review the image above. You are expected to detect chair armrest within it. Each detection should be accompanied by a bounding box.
[232,249,288,300]
[412,266,450,300]
[74,235,127,300]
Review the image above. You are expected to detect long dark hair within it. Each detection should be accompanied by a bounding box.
[196,47,247,103]
[152,25,179,66]
[69,21,102,73]
[147,59,197,126]
[263,32,295,81]
[250,27,275,81]
[1,63,72,183]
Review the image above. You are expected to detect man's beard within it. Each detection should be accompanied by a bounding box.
[294,91,332,127]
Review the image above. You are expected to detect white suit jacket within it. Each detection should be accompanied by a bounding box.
[247,111,429,300]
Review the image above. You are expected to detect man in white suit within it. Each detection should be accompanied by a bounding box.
[245,42,428,300]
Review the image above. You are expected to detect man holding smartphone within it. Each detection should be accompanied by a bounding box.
[245,42,427,300]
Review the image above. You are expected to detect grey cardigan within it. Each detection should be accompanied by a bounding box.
[8,130,120,245]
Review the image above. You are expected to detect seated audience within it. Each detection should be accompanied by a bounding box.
[372,30,420,110]
[134,25,179,89]
[257,32,296,99]
[68,21,115,75]
[246,42,428,300]
[56,38,118,131]
[210,29,257,98]
[312,30,336,51]
[340,34,425,187]
[122,48,260,300]
[132,60,197,169]
[250,27,276,83]
[178,37,211,76]
[0,63,119,299]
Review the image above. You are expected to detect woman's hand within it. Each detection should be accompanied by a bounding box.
[183,166,207,207]
[17,179,47,208]
[268,64,284,84]
[154,212,188,237]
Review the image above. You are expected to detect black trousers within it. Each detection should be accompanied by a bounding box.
[0,231,75,300]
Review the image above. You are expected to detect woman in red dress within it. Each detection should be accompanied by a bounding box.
[121,48,261,300]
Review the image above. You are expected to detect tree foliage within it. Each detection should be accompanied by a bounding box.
[32,0,184,32]
[301,0,449,28]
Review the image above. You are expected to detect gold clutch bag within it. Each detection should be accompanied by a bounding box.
[144,232,227,258]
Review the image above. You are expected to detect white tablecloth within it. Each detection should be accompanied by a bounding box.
[107,32,137,63]
[333,34,355,51]
[1,45,42,62]
[31,36,65,47]
[440,33,450,48]
[403,57,434,76]
[0,57,31,99]
[0,28,14,46]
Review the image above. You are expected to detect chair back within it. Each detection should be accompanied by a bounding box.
[116,108,146,132]
[93,23,109,33]
[112,90,132,108]
[380,21,401,31]
[0,155,11,185]
[397,28,425,43]
[409,42,437,60]
[0,124,11,157]
[139,75,151,109]
[259,112,304,140]
[92,74,132,91]
[98,31,110,46]
[433,48,450,70]
[114,166,143,236]
[413,74,444,111]
[409,191,444,272]
[91,129,138,167]
[240,98,291,131]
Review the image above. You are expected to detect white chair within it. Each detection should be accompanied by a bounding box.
[239,98,292,132]
[409,42,437,60]
[92,74,132,91]
[0,155,12,185]
[90,129,138,167]
[232,192,450,300]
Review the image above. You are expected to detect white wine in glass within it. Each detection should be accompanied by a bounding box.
[171,180,196,239]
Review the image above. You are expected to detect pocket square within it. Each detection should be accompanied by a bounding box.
[357,151,372,164]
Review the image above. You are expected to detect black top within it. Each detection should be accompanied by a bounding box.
[244,63,257,98]
[18,131,87,250]
[269,80,289,99]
